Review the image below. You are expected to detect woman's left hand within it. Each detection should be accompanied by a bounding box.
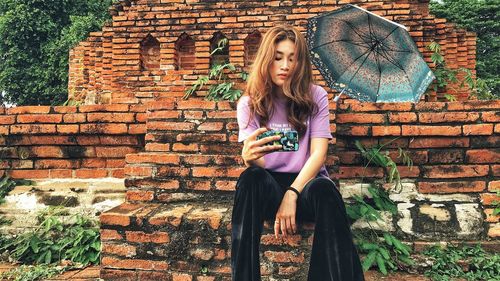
[274,191,298,238]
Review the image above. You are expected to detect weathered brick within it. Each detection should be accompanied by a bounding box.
[101,229,123,241]
[402,125,461,136]
[87,112,135,122]
[80,123,128,134]
[126,190,154,201]
[75,169,108,178]
[418,112,479,123]
[465,149,500,163]
[102,243,137,257]
[125,231,170,243]
[372,126,401,136]
[263,251,305,263]
[336,113,385,123]
[409,137,469,148]
[17,114,63,123]
[481,193,500,206]
[388,112,417,123]
[418,181,485,193]
[192,167,244,178]
[463,124,494,135]
[10,124,57,134]
[101,257,168,270]
[422,165,489,178]
[7,106,50,114]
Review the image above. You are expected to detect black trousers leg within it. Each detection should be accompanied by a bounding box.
[231,166,288,281]
[298,177,365,281]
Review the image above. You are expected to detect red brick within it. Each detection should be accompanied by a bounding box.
[338,166,384,179]
[137,271,171,280]
[192,167,244,178]
[463,124,494,135]
[336,126,369,136]
[57,124,79,134]
[418,181,485,193]
[409,137,469,148]
[466,149,500,163]
[35,159,78,169]
[388,112,417,123]
[63,113,86,123]
[87,112,135,122]
[10,124,57,134]
[53,106,77,113]
[102,243,137,257]
[261,234,301,247]
[8,169,50,179]
[111,169,125,178]
[126,153,179,164]
[489,181,500,192]
[177,133,227,142]
[81,158,106,168]
[95,146,137,158]
[263,251,305,263]
[100,269,137,280]
[125,231,170,243]
[418,112,479,123]
[78,104,129,112]
[124,166,153,177]
[101,257,168,270]
[185,180,211,191]
[482,111,500,122]
[206,111,236,119]
[148,110,181,119]
[177,100,216,110]
[0,116,16,124]
[402,125,461,136]
[343,102,412,112]
[481,193,500,206]
[372,126,401,136]
[80,123,128,134]
[126,190,154,201]
[49,169,73,178]
[336,113,385,123]
[197,122,224,131]
[278,265,300,276]
[484,209,499,223]
[147,121,195,131]
[447,100,500,111]
[172,272,193,281]
[184,111,204,119]
[156,167,190,177]
[422,165,489,178]
[172,143,199,152]
[75,169,108,178]
[101,229,123,241]
[0,125,9,135]
[30,146,64,157]
[494,165,500,176]
[215,180,236,191]
[129,124,146,134]
[7,106,50,114]
[17,114,63,123]
[106,159,126,168]
[181,155,212,165]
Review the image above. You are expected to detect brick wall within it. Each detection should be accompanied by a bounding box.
[69,0,476,105]
[99,98,499,280]
[0,104,146,179]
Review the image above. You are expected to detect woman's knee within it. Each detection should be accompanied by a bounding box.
[236,166,269,190]
[307,178,338,199]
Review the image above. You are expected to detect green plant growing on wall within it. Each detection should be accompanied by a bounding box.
[426,42,494,101]
[184,38,248,101]
[423,243,500,281]
[493,190,500,217]
[1,207,101,265]
[348,139,414,275]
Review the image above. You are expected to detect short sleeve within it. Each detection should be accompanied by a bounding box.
[237,96,259,142]
[310,86,333,139]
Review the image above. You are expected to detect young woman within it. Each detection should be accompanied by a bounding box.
[231,25,365,281]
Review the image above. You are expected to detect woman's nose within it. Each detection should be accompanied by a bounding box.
[281,60,289,70]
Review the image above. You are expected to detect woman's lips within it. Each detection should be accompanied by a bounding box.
[278,74,287,79]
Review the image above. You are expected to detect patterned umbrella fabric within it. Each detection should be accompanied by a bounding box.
[307,4,435,103]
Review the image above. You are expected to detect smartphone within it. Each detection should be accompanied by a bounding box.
[256,130,299,151]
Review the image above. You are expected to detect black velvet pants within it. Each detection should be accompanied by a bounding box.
[231,166,365,281]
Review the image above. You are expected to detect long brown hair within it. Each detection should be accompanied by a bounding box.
[244,25,316,136]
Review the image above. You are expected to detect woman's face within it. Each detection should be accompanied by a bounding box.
[270,39,295,89]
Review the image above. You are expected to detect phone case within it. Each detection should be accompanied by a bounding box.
[256,130,299,151]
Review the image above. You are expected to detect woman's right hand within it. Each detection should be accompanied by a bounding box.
[242,128,282,166]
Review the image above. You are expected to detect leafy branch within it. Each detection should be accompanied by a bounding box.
[184,38,248,101]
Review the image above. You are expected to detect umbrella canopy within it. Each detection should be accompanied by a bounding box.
[306,4,435,103]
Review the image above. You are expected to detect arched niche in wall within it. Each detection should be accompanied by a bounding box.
[174,33,195,70]
[140,34,160,71]
[209,32,229,68]
[244,31,262,67]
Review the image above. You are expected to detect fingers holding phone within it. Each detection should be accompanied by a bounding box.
[242,128,282,164]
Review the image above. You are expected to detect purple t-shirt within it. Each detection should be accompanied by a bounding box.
[237,84,333,178]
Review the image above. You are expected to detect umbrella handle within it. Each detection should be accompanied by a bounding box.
[333,88,345,103]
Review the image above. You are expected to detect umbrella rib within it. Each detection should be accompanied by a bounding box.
[333,46,375,84]
[347,48,375,85]
[378,48,414,91]
[374,52,383,101]
[339,19,372,43]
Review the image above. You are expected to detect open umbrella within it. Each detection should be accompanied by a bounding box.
[306,4,435,103]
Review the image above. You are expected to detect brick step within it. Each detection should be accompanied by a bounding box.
[100,202,315,280]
